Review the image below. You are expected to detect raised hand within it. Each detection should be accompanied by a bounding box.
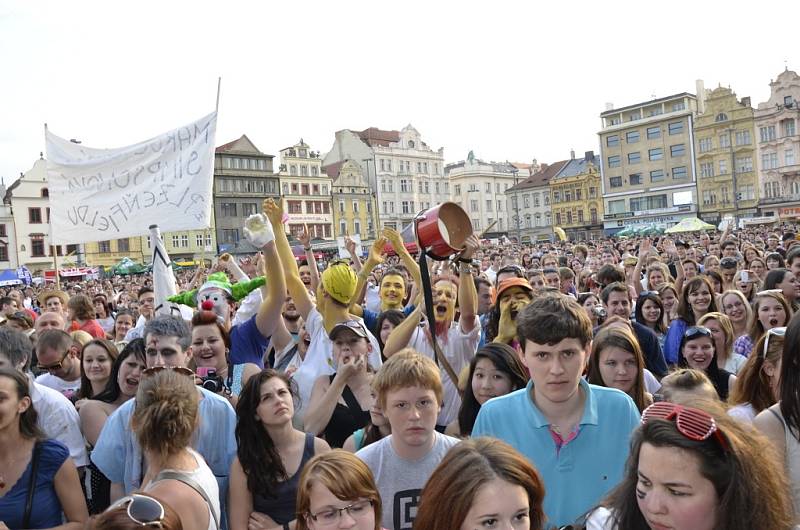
[461,234,481,260]
[298,224,311,247]
[262,198,283,227]
[368,236,388,264]
[383,227,406,252]
[344,236,357,256]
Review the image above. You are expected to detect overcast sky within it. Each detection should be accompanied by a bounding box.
[2,0,799,185]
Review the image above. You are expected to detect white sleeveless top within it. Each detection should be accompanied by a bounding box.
[146,448,221,530]
[769,406,800,516]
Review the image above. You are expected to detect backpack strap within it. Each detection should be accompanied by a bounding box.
[22,442,42,528]
[155,470,220,530]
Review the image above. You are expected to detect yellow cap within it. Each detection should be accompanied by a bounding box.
[321,262,357,304]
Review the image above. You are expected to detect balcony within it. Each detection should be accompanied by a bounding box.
[760,193,800,205]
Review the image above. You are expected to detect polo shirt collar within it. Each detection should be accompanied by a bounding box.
[525,378,598,428]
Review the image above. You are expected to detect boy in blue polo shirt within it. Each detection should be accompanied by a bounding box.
[473,293,640,527]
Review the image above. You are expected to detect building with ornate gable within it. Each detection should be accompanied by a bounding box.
[549,151,604,240]
[278,140,334,241]
[325,160,377,241]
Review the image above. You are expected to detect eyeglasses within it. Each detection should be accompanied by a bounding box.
[36,349,70,372]
[641,402,728,450]
[762,327,787,358]
[109,493,166,527]
[683,326,712,341]
[308,499,374,526]
[142,365,195,378]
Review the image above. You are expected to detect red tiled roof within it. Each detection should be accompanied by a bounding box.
[507,160,569,191]
[357,127,400,147]
[322,161,345,180]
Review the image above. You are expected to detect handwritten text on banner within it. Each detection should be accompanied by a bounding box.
[46,111,217,245]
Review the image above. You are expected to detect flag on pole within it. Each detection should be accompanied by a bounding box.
[45,111,217,245]
[150,224,193,319]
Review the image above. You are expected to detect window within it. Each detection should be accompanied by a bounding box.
[180,235,189,248]
[629,173,642,185]
[672,102,685,111]
[589,187,597,198]
[222,229,239,244]
[787,149,796,166]
[354,220,361,234]
[424,163,428,173]
[291,183,299,194]
[626,131,640,143]
[650,169,665,182]
[699,162,714,178]
[630,194,667,211]
[608,155,621,168]
[784,119,796,137]
[41,188,49,198]
[435,182,440,194]
[647,126,661,140]
[380,159,385,171]
[99,240,111,253]
[628,152,641,164]
[719,159,728,174]
[608,199,625,214]
[242,203,258,216]
[760,126,777,142]
[785,96,795,107]
[533,194,540,207]
[762,152,779,169]
[543,194,549,205]
[524,195,531,208]
[118,238,130,252]
[591,208,598,223]
[668,121,683,135]
[485,182,491,193]
[171,235,180,247]
[736,157,753,172]
[0,246,6,262]
[735,130,751,145]
[339,201,345,214]
[497,200,503,211]
[764,181,782,198]
[610,176,623,188]
[0,225,5,237]
[715,113,728,122]
[196,234,204,247]
[672,166,688,179]
[578,210,584,223]
[567,212,573,224]
[417,162,422,173]
[387,160,392,172]
[401,180,410,192]
[30,237,45,257]
[575,189,582,200]
[670,144,686,157]
[699,138,712,152]
[719,134,730,148]
[470,199,479,212]
[339,221,347,236]
[606,135,619,147]
[740,184,756,200]
[28,208,42,224]
[648,148,663,161]
[290,165,297,176]
[300,166,308,176]
[352,201,359,213]
[418,182,424,193]
[702,190,716,205]
[486,199,493,211]
[454,184,461,195]
[469,183,478,192]
[552,192,560,204]
[555,213,562,226]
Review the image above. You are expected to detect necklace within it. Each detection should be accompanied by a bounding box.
[0,453,30,489]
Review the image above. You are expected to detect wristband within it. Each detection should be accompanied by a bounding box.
[457,256,472,264]
[304,247,312,251]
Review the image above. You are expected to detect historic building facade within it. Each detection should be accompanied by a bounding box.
[278,139,334,241]
[549,151,604,240]
[325,160,377,241]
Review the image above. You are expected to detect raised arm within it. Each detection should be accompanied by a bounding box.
[221,253,250,282]
[345,236,363,272]
[384,228,422,293]
[458,234,480,333]
[349,236,387,316]
[298,224,321,293]
[263,198,315,321]
[253,239,287,339]
[664,239,685,293]
[630,238,650,295]
[384,304,423,357]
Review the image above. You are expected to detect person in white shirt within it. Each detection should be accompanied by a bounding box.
[34,329,82,400]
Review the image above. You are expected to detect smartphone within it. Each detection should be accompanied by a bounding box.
[741,270,751,283]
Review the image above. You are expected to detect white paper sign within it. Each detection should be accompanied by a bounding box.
[337,234,363,259]
[45,112,217,245]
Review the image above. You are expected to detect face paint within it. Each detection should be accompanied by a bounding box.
[197,287,231,324]
[380,274,405,311]
[432,281,457,335]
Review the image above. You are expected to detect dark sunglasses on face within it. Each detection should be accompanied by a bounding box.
[720,258,738,269]
[36,349,70,372]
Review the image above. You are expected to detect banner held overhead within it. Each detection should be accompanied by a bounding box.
[45,111,217,245]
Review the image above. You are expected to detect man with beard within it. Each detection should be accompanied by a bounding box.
[383,233,481,430]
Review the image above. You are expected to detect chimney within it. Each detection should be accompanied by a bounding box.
[570,149,575,159]
[742,96,751,108]
[696,79,706,114]
[605,102,614,111]
[584,151,594,162]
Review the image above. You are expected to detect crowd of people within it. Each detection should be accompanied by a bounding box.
[2,200,800,529]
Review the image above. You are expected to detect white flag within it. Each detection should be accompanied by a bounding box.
[150,225,193,320]
[45,112,217,245]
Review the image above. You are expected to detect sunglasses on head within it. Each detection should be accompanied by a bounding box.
[762,327,787,358]
[109,493,166,527]
[683,326,712,341]
[36,349,70,372]
[641,401,728,450]
[142,366,195,378]
[639,290,659,298]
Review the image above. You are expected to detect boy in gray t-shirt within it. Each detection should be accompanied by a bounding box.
[355,350,459,530]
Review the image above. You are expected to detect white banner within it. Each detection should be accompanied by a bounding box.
[45,112,217,244]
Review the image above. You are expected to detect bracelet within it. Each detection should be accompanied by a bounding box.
[304,247,312,251]
[457,256,472,264]
[459,263,471,274]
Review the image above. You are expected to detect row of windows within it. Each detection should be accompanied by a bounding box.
[222,157,269,171]
[216,178,278,194]
[606,121,685,147]
[28,240,80,259]
[607,145,686,167]
[764,181,800,199]
[282,182,330,196]
[608,166,688,188]
[382,179,449,194]
[339,218,373,237]
[378,159,441,175]
[219,202,259,217]
[288,164,319,177]
[554,209,598,226]
[762,149,796,169]
[467,199,506,213]
[701,185,756,205]
[338,200,372,214]
[286,200,332,215]
[759,119,796,142]
[453,182,507,195]
[551,187,599,204]
[288,224,332,239]
[604,102,686,127]
[513,212,552,228]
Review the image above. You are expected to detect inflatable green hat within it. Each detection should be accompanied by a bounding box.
[167,272,266,307]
